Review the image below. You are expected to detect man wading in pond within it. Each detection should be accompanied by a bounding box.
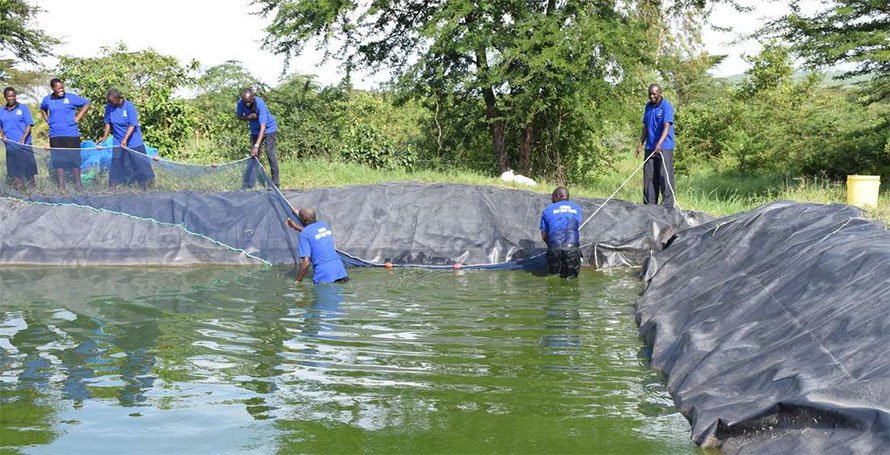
[540,187,583,279]
[635,83,676,207]
[285,208,349,284]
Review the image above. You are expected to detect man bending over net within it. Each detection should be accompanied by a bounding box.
[286,208,349,284]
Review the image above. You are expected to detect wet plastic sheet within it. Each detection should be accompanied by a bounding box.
[636,201,890,454]
[1,183,705,267]
[0,197,265,265]
[284,183,704,267]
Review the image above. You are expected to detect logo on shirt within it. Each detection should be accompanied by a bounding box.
[15,109,22,116]
[551,205,578,215]
[63,98,70,104]
[314,227,332,240]
[122,110,128,118]
[656,109,664,119]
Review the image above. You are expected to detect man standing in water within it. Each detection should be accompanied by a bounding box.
[236,88,280,188]
[635,83,676,207]
[540,187,583,279]
[286,208,349,284]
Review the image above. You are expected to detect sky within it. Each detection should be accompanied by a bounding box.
[30,0,792,90]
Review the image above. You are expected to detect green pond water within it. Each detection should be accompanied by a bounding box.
[0,267,696,454]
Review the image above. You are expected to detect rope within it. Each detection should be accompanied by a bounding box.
[3,138,682,270]
[578,151,653,231]
[2,137,251,168]
[660,151,684,211]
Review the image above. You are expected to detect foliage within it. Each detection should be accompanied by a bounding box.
[338,91,422,169]
[56,44,200,158]
[188,61,262,160]
[0,59,50,104]
[765,0,889,104]
[255,0,666,181]
[40,3,888,189]
[0,0,58,64]
[677,43,890,179]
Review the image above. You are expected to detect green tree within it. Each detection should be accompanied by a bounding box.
[255,0,653,181]
[766,0,889,103]
[189,61,263,159]
[0,0,58,64]
[764,1,890,177]
[56,44,200,157]
[0,58,50,102]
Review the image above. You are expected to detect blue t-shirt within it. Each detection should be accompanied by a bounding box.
[104,100,144,147]
[40,92,90,138]
[299,221,348,284]
[643,98,675,150]
[540,200,583,247]
[235,96,278,136]
[0,103,34,144]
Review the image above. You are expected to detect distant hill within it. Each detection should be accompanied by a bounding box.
[720,70,872,87]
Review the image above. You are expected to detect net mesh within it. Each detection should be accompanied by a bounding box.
[1,138,299,265]
[2,140,683,270]
[1,139,264,196]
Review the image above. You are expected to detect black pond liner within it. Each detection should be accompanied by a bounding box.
[637,201,889,454]
[1,183,706,269]
[4,183,885,453]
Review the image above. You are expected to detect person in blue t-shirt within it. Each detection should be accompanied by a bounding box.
[285,207,349,284]
[96,88,155,189]
[540,187,583,279]
[40,78,90,191]
[635,83,676,207]
[236,88,280,188]
[0,87,38,188]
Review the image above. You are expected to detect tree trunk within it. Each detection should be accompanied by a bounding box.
[518,117,537,176]
[475,48,510,173]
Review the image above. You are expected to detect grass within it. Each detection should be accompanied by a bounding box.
[276,154,890,224]
[4,149,886,224]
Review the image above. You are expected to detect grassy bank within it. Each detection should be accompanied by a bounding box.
[277,155,890,224]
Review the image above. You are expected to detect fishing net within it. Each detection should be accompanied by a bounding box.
[1,138,707,268]
[1,139,262,194]
[1,139,296,265]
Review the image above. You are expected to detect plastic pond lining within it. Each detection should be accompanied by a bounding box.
[1,183,886,453]
[637,201,889,454]
[1,183,706,269]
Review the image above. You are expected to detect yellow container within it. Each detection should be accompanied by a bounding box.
[846,175,881,208]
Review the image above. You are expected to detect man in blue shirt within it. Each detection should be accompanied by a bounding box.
[236,88,280,188]
[635,84,676,207]
[540,187,583,279]
[96,88,156,189]
[0,87,38,188]
[40,78,90,191]
[285,207,349,284]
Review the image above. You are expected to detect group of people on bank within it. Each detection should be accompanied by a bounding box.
[0,81,282,192]
[2,79,675,284]
[0,79,155,190]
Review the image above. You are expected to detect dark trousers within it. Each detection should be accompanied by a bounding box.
[242,132,279,188]
[643,149,675,207]
[546,246,582,279]
[5,142,38,179]
[109,145,155,185]
[49,136,81,169]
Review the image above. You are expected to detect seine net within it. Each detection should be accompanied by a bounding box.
[1,138,297,265]
[0,139,265,196]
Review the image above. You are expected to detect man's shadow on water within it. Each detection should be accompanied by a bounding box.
[291,282,347,370]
